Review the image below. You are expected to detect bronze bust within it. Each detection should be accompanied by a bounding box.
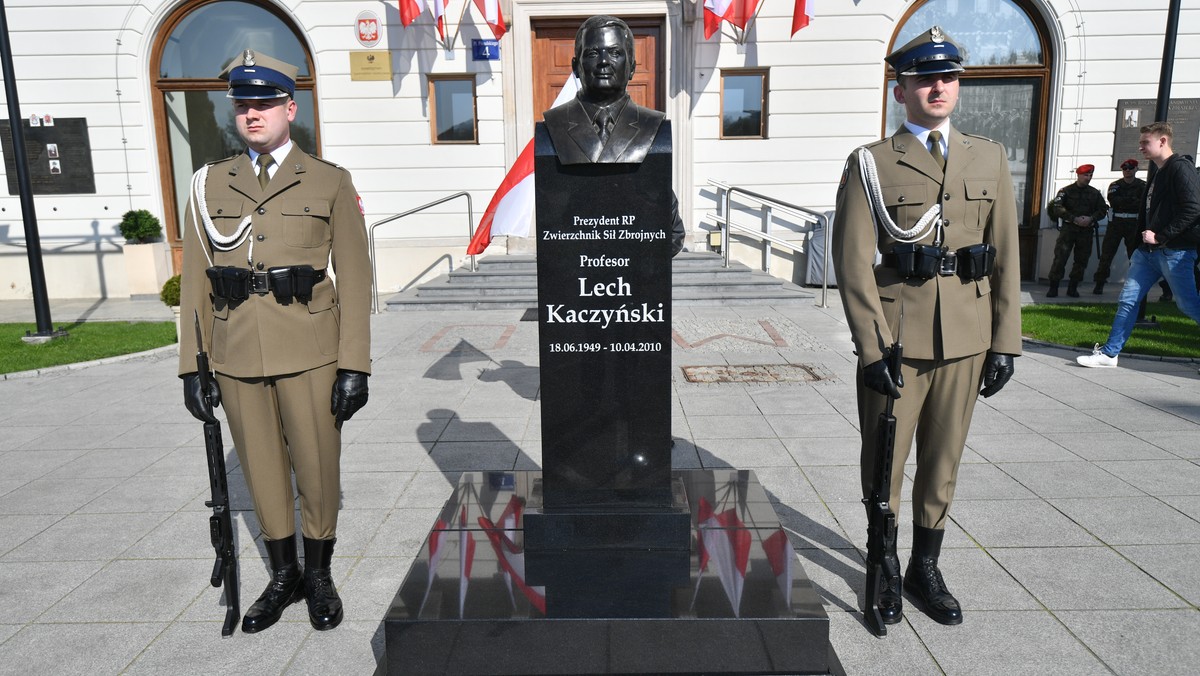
[543,15,665,166]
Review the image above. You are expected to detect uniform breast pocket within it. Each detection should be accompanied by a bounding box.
[205,200,247,238]
[882,184,928,229]
[282,199,332,248]
[964,180,998,231]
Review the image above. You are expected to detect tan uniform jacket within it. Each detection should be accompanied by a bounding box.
[832,127,1023,366]
[177,146,372,378]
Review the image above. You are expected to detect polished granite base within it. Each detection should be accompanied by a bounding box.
[384,470,843,675]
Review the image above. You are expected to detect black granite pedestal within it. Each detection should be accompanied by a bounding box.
[384,469,843,675]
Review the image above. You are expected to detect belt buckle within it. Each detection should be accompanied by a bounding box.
[938,250,957,276]
[250,271,270,295]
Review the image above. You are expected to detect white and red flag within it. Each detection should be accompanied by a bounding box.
[478,500,547,614]
[472,0,507,40]
[420,517,449,613]
[762,527,794,602]
[431,0,449,42]
[695,497,751,617]
[792,0,813,36]
[399,0,426,27]
[458,506,476,617]
[466,74,581,255]
[703,0,760,40]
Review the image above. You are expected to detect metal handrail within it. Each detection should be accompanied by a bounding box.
[368,191,474,314]
[708,180,831,308]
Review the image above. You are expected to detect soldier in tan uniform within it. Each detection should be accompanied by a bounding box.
[832,27,1022,627]
[178,51,371,633]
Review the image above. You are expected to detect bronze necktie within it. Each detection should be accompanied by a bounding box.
[257,153,275,191]
[596,110,612,145]
[928,130,945,172]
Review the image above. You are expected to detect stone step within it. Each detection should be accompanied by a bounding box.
[384,252,812,311]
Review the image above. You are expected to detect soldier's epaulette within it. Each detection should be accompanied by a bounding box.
[961,132,1001,145]
[206,154,242,167]
[310,155,346,170]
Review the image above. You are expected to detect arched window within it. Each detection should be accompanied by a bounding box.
[885,0,1051,279]
[151,0,318,269]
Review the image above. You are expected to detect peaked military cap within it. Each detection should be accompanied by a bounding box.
[220,50,298,100]
[886,26,965,77]
[1120,158,1139,170]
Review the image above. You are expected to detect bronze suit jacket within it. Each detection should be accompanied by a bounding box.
[832,126,1023,366]
[543,96,665,165]
[177,145,372,378]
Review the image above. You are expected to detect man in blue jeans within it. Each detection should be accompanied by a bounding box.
[1078,120,1200,368]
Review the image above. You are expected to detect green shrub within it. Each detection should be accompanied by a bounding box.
[160,274,181,307]
[119,209,163,243]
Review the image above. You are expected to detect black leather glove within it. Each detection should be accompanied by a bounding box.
[182,372,220,424]
[331,369,369,425]
[979,352,1015,398]
[862,357,901,399]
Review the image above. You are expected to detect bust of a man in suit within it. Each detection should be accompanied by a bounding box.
[543,15,665,165]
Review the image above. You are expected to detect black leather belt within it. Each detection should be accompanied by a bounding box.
[881,249,959,276]
[250,268,326,295]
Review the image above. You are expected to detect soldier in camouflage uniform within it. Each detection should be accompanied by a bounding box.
[1093,159,1146,294]
[1046,164,1108,297]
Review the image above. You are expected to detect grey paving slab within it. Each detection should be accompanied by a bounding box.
[437,415,530,442]
[0,622,167,676]
[1135,429,1200,458]
[952,463,1039,500]
[0,477,122,515]
[339,556,414,625]
[1080,406,1200,432]
[339,472,410,510]
[755,466,822,504]
[79,474,207,514]
[3,512,169,562]
[15,423,129,451]
[286,619,385,675]
[948,499,1100,548]
[0,426,55,452]
[909,610,1110,676]
[996,460,1145,499]
[1160,494,1200,521]
[824,610,942,676]
[689,413,780,440]
[425,440,526,472]
[794,547,864,614]
[1056,609,1200,676]
[123,620,310,675]
[362,508,444,559]
[1042,430,1178,461]
[1115,544,1200,606]
[693,436,797,468]
[39,559,206,623]
[1097,459,1200,496]
[0,449,89,482]
[781,435,860,467]
[990,546,1189,611]
[0,560,104,623]
[1049,496,1200,545]
[355,416,449,445]
[964,433,1080,463]
[0,514,61,557]
[765,411,860,439]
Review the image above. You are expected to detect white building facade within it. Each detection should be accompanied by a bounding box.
[0,0,1195,300]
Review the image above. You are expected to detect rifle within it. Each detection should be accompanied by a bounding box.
[862,311,903,637]
[194,311,240,637]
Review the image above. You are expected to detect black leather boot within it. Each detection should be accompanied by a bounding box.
[1092,281,1104,295]
[1046,281,1059,298]
[903,526,962,625]
[866,530,903,625]
[241,536,304,633]
[303,537,343,630]
[1066,281,1080,297]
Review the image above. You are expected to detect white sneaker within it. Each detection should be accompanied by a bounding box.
[1076,345,1118,368]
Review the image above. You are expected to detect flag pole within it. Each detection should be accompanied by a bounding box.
[448,0,472,52]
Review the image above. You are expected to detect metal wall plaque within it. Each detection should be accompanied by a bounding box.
[350,50,392,81]
[1113,98,1200,170]
[0,117,96,194]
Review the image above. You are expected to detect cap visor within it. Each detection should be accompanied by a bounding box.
[227,85,289,100]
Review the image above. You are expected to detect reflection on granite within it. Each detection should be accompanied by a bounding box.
[385,470,842,675]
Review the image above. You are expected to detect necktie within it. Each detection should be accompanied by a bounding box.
[257,153,275,191]
[596,110,612,145]
[928,130,945,172]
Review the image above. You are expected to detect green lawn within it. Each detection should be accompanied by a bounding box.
[0,321,176,375]
[1022,302,1200,358]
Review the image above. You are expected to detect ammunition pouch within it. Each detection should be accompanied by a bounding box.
[882,243,995,281]
[207,265,326,305]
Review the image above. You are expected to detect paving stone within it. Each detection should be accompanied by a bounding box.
[693,436,796,468]
[0,560,104,623]
[39,559,205,623]
[1097,459,1200,496]
[123,620,309,675]
[1043,431,1175,461]
[1115,544,1200,606]
[0,622,166,676]
[0,477,121,515]
[997,461,1144,499]
[1056,609,1200,676]
[949,499,1099,548]
[1049,496,1200,546]
[990,546,1188,611]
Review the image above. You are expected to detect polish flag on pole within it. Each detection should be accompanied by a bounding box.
[431,0,448,42]
[478,506,547,614]
[694,497,751,617]
[399,0,426,27]
[419,517,449,613]
[703,1,759,40]
[792,0,813,36]
[472,0,507,40]
[466,74,581,255]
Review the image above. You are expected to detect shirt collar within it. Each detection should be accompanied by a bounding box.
[903,120,950,151]
[248,141,294,168]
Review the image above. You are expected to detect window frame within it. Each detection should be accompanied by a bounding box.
[428,74,480,145]
[719,68,769,140]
